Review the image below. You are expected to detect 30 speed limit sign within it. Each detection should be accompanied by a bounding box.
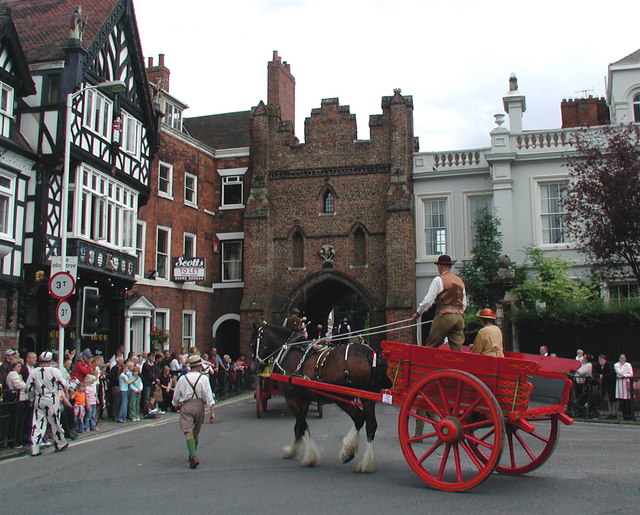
[48,271,76,299]
[56,299,73,327]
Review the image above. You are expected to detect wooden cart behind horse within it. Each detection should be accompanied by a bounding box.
[266,337,576,492]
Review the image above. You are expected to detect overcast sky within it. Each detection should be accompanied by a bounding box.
[134,0,639,151]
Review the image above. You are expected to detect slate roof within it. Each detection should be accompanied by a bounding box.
[0,0,119,64]
[0,10,35,96]
[611,48,640,66]
[183,110,252,150]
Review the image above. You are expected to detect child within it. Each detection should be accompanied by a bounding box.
[84,374,99,432]
[143,395,164,419]
[72,382,88,433]
[127,365,143,421]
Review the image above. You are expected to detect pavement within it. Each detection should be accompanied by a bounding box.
[0,390,253,461]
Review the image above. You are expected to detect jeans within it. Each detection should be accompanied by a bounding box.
[83,404,97,430]
[118,390,129,421]
[142,384,153,408]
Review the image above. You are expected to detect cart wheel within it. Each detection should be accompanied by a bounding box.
[398,369,504,492]
[255,378,268,418]
[470,415,560,475]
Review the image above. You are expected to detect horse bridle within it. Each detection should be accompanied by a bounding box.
[253,324,287,367]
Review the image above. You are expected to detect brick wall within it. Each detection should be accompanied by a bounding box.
[137,128,249,355]
[561,96,610,128]
[267,50,296,132]
[241,89,416,354]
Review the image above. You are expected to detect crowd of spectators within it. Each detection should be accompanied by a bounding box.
[565,348,637,421]
[0,345,250,449]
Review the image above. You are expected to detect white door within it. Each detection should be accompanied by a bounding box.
[130,317,145,356]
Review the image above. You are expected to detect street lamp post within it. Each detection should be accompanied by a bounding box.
[58,80,126,371]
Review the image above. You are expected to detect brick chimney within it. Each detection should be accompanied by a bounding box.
[267,50,296,132]
[561,96,610,128]
[146,53,170,92]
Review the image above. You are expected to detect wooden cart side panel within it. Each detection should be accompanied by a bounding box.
[381,341,537,415]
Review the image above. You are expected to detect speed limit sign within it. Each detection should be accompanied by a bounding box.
[48,271,76,299]
[56,299,73,327]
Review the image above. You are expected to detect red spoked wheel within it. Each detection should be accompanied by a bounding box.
[398,370,505,492]
[255,377,269,418]
[470,415,560,475]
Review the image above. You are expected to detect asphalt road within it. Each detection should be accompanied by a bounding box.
[2,394,639,514]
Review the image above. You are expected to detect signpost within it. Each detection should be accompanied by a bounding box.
[48,270,75,367]
[48,271,76,299]
[50,256,78,280]
[56,299,73,327]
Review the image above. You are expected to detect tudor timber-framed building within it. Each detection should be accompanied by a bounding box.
[2,0,158,357]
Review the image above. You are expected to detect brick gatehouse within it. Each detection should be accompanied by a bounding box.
[239,53,417,354]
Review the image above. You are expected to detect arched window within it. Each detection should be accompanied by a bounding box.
[323,191,334,213]
[292,230,304,268]
[353,227,366,265]
[633,93,640,122]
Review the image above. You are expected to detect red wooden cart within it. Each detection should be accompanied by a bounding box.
[269,340,575,492]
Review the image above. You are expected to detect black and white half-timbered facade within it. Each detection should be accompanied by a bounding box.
[4,0,158,356]
[0,8,36,350]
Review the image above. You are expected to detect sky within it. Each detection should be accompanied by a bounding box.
[134,0,640,151]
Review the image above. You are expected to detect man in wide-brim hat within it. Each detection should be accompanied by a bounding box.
[411,254,468,350]
[172,354,216,469]
[470,308,504,357]
[25,351,69,456]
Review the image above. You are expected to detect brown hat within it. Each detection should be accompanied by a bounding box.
[435,255,455,266]
[186,355,203,367]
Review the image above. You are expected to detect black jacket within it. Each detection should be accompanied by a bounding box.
[142,361,160,386]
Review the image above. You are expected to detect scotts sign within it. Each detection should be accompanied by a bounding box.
[173,257,206,281]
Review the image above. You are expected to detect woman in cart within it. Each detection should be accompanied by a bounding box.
[470,309,504,357]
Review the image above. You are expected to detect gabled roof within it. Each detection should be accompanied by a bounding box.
[183,110,252,150]
[610,48,640,66]
[0,0,119,64]
[0,10,35,96]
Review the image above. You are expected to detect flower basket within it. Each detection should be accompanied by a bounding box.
[150,327,169,351]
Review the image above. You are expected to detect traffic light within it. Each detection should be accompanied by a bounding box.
[81,286,100,336]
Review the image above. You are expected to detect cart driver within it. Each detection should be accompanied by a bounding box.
[411,255,467,350]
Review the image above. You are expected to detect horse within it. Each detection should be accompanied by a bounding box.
[250,323,392,473]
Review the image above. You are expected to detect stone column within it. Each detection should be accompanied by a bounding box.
[124,314,131,357]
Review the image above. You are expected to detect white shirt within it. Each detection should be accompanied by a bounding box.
[172,371,215,407]
[416,273,468,315]
[574,362,592,384]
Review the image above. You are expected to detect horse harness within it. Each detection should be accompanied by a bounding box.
[255,324,378,385]
[290,341,376,385]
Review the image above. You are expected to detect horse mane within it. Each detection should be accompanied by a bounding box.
[266,323,295,341]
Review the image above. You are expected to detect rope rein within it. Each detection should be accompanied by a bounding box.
[253,318,433,379]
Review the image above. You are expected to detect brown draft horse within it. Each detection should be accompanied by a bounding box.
[250,323,392,472]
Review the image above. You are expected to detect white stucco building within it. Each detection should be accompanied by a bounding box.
[413,49,640,305]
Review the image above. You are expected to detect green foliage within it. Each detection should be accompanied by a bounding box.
[513,297,640,330]
[460,212,503,308]
[511,247,596,309]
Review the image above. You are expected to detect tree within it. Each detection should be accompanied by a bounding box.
[512,247,595,309]
[460,211,502,308]
[564,125,640,285]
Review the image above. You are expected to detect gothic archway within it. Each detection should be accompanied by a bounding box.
[212,314,240,359]
[281,271,379,340]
